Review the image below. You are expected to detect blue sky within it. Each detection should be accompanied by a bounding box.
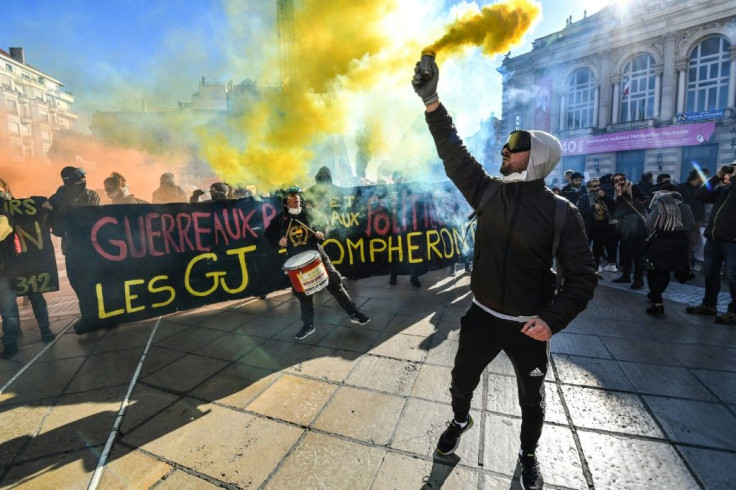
[4,1,610,134]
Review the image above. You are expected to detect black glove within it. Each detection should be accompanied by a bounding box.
[412,60,439,106]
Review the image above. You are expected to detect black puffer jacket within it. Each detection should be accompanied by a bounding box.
[426,104,597,333]
[697,176,736,243]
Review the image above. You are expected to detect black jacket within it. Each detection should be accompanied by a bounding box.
[560,184,584,205]
[426,104,596,333]
[47,184,101,254]
[676,181,705,224]
[697,176,736,243]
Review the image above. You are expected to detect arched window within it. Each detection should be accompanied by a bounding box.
[566,68,595,129]
[621,54,655,122]
[686,36,731,113]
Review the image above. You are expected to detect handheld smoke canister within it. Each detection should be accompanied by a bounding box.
[419,48,436,80]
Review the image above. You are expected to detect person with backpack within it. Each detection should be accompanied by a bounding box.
[412,56,597,490]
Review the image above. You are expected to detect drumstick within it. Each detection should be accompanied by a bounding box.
[293,218,318,234]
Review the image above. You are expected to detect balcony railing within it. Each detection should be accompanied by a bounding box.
[606,119,655,132]
[556,127,594,139]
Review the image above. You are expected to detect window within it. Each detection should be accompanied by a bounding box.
[621,54,655,121]
[1,75,10,89]
[566,68,595,129]
[41,130,51,141]
[5,63,13,72]
[6,100,17,114]
[39,111,48,122]
[686,36,731,112]
[8,121,20,134]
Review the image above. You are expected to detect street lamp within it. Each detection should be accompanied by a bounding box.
[731,126,736,152]
[657,152,663,171]
[593,158,599,173]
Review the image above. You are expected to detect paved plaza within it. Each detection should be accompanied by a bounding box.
[0,265,735,489]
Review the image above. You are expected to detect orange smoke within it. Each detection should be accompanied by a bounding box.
[429,0,541,57]
[0,136,192,202]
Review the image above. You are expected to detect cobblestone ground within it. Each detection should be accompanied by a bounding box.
[1,265,734,489]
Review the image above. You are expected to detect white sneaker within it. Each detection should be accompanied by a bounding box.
[597,265,604,273]
[604,264,618,272]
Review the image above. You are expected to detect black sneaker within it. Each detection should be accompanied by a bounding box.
[2,342,18,359]
[294,324,315,340]
[519,451,544,490]
[435,415,474,456]
[646,304,664,316]
[685,304,717,316]
[40,327,56,343]
[715,311,736,324]
[350,312,371,325]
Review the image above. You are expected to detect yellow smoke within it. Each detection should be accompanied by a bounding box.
[198,0,540,190]
[430,0,541,56]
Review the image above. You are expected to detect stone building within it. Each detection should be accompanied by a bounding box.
[500,0,736,183]
[0,47,77,161]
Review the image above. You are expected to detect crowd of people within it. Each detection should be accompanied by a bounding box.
[550,163,736,323]
[0,166,381,358]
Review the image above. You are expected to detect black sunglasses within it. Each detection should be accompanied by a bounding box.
[501,131,531,155]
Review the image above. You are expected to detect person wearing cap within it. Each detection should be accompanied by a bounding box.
[103,172,148,204]
[152,173,188,203]
[413,56,596,489]
[44,166,101,334]
[560,171,585,205]
[265,185,370,340]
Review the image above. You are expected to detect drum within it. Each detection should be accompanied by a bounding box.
[282,250,329,295]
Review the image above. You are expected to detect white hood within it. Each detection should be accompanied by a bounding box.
[523,130,562,182]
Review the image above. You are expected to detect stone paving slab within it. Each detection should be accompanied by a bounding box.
[1,269,735,489]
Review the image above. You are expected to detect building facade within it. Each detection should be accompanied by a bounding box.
[0,47,77,161]
[500,0,736,184]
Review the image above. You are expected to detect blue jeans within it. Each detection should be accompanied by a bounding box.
[0,276,20,345]
[702,240,736,313]
[27,291,49,328]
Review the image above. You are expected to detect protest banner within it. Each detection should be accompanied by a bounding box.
[63,183,474,328]
[2,197,59,296]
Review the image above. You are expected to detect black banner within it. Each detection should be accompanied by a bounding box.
[3,197,59,296]
[64,183,475,327]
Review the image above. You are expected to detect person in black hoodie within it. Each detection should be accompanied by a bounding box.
[413,57,596,490]
[265,186,370,340]
[43,166,101,334]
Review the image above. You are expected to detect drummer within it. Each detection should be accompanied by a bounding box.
[265,185,371,340]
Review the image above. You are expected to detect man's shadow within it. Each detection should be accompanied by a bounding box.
[421,453,460,489]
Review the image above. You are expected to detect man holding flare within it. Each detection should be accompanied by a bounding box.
[412,53,597,489]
